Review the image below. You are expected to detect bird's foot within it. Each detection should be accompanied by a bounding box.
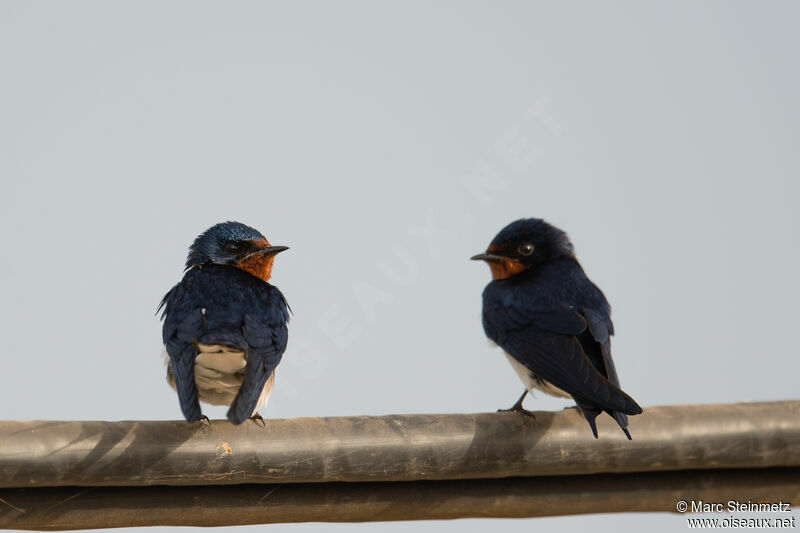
[497,405,537,418]
[249,413,266,428]
[497,390,535,418]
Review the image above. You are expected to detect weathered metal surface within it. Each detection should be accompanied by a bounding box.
[1,468,797,530]
[0,401,798,488]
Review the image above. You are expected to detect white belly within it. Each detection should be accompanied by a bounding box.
[504,352,572,399]
[165,344,275,416]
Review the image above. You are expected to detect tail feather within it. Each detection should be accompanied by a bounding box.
[611,410,633,440]
[576,401,638,440]
[576,403,601,439]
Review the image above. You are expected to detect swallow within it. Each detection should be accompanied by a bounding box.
[158,221,290,425]
[472,218,642,439]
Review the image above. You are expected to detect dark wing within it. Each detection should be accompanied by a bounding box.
[226,292,290,424]
[485,305,640,415]
[582,307,620,386]
[161,283,205,422]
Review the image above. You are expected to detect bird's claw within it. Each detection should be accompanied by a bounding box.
[497,390,535,418]
[250,414,266,428]
[497,406,537,419]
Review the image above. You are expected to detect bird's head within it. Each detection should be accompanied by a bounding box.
[186,221,288,282]
[471,218,574,280]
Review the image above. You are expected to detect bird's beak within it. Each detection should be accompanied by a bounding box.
[247,245,289,259]
[470,252,509,262]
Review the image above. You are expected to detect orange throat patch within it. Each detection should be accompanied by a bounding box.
[235,239,275,282]
[489,259,527,280]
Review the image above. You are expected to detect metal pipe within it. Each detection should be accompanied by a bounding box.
[1,401,798,488]
[1,468,798,530]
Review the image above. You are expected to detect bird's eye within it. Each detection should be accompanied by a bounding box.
[517,243,534,256]
[223,241,241,254]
